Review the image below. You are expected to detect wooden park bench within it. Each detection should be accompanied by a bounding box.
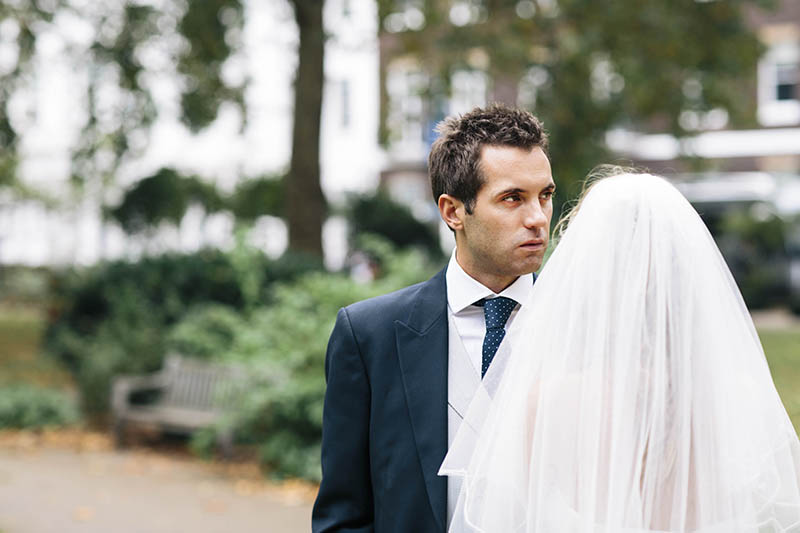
[111,354,244,455]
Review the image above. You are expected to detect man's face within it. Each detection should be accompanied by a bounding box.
[455,145,554,292]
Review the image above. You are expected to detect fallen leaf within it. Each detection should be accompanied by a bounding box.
[73,506,95,522]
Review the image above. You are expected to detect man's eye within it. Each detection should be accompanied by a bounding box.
[541,191,554,200]
[503,194,521,202]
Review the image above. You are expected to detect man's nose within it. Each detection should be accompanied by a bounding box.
[522,201,548,229]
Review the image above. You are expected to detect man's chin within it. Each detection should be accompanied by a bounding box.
[510,258,543,276]
[517,251,545,273]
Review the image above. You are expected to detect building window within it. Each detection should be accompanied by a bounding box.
[341,79,351,129]
[450,70,488,115]
[386,62,428,157]
[758,41,800,127]
[776,62,798,101]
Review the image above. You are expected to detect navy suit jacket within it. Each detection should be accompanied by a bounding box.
[312,268,450,532]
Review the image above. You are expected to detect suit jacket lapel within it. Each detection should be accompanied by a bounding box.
[395,268,448,532]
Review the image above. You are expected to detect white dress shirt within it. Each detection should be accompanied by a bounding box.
[444,249,535,527]
[445,249,534,376]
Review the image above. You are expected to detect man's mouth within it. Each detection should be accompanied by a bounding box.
[520,239,545,250]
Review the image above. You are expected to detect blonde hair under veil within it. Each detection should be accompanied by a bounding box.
[440,172,800,532]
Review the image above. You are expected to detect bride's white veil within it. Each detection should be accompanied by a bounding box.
[440,173,800,532]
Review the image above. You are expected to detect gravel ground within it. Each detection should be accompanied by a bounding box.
[0,431,314,533]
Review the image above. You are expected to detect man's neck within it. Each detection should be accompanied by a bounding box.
[454,250,518,294]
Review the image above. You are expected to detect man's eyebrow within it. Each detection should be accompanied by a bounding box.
[497,187,525,197]
[497,184,555,197]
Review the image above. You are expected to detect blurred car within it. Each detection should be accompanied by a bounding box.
[668,172,800,313]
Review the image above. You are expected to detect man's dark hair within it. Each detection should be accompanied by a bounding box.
[428,103,548,214]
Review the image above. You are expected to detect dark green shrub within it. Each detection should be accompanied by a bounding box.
[0,385,80,428]
[166,304,242,359]
[348,192,443,259]
[229,175,284,222]
[108,168,226,234]
[200,237,439,480]
[719,210,789,309]
[44,247,323,414]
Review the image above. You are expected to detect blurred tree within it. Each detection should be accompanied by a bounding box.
[0,1,51,199]
[378,0,772,200]
[76,0,244,254]
[286,0,327,258]
[3,0,330,258]
[0,0,245,249]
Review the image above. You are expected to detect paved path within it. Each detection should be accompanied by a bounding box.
[0,434,314,533]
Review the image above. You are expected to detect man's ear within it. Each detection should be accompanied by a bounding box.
[438,194,465,231]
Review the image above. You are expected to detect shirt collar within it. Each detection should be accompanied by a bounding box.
[446,248,534,314]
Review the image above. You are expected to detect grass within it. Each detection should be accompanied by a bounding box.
[0,305,72,389]
[759,327,800,436]
[0,303,797,434]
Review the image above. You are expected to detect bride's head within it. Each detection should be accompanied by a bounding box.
[554,167,698,242]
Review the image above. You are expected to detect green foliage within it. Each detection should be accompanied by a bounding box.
[188,237,438,480]
[110,169,287,235]
[379,0,770,200]
[347,192,443,259]
[721,209,787,254]
[44,248,323,414]
[72,2,161,191]
[229,175,285,222]
[166,304,243,359]
[3,0,322,257]
[719,209,788,309]
[0,266,51,305]
[0,385,80,429]
[0,304,76,391]
[760,327,800,436]
[2,1,247,211]
[177,0,245,131]
[108,168,223,233]
[0,0,52,193]
[189,426,219,459]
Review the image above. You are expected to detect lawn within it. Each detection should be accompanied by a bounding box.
[0,304,797,435]
[759,327,800,436]
[0,305,72,389]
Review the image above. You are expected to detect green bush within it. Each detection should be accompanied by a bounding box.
[0,385,80,429]
[43,230,440,481]
[44,248,323,414]
[347,192,443,259]
[193,236,439,480]
[719,210,788,309]
[0,266,51,305]
[166,304,243,359]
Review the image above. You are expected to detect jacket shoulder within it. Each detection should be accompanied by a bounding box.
[344,269,445,326]
[345,279,428,321]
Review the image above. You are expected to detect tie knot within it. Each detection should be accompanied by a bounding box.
[481,296,517,330]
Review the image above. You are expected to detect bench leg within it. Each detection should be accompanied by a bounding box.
[113,418,127,449]
[217,429,234,460]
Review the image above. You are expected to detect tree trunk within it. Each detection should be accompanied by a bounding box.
[286,0,326,258]
[490,72,519,107]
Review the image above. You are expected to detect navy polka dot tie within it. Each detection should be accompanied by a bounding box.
[476,296,517,378]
